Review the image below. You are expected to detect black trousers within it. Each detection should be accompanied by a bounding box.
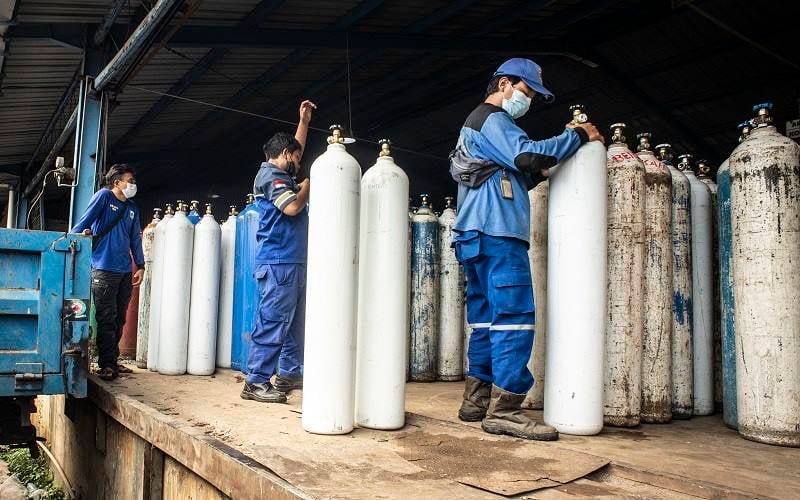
[92,269,133,369]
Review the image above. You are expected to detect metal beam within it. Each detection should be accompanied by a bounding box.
[166,0,385,149]
[70,49,108,228]
[112,0,286,152]
[167,26,570,52]
[93,0,128,47]
[93,0,187,92]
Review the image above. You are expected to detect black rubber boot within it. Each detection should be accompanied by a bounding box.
[273,374,303,393]
[458,376,491,422]
[240,382,287,404]
[481,385,559,441]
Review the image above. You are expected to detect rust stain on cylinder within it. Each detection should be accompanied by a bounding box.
[604,146,646,427]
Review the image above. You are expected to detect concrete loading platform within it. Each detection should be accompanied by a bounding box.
[35,369,799,499]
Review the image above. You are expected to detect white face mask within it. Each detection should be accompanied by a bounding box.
[502,87,532,119]
[121,182,137,199]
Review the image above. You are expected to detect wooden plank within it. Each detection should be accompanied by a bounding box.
[88,378,308,500]
[163,456,227,500]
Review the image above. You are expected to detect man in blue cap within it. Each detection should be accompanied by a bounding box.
[452,58,603,440]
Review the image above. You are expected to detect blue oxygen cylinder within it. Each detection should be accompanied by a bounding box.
[231,193,259,373]
[187,200,201,225]
[410,194,439,382]
[718,121,752,429]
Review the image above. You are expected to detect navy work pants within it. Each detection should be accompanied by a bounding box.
[454,232,536,394]
[246,263,306,384]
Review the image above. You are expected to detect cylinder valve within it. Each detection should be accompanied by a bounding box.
[444,196,454,209]
[655,143,674,164]
[697,160,712,179]
[228,205,238,217]
[636,132,653,152]
[751,102,774,128]
[610,123,627,145]
[738,120,753,142]
[205,203,213,215]
[677,154,694,172]
[378,139,392,157]
[246,193,255,205]
[569,104,589,125]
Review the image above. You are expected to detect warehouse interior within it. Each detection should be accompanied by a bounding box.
[2,1,800,497]
[1,0,798,227]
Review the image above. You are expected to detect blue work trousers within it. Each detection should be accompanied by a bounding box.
[246,263,306,384]
[454,232,536,394]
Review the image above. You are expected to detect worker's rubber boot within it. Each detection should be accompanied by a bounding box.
[273,374,303,393]
[240,382,287,404]
[481,385,559,441]
[458,376,491,422]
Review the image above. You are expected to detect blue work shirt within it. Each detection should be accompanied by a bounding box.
[71,188,144,273]
[453,103,588,244]
[253,162,309,264]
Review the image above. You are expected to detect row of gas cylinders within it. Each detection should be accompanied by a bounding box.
[534,103,798,447]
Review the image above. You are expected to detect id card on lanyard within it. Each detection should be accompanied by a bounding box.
[500,169,514,200]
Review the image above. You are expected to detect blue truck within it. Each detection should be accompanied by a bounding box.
[0,228,91,452]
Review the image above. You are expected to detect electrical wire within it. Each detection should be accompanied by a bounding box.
[27,170,56,229]
[125,84,446,160]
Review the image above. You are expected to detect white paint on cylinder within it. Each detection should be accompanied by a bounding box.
[187,213,221,376]
[136,213,160,368]
[604,143,646,427]
[157,210,194,375]
[410,205,439,382]
[730,124,800,447]
[302,142,361,435]
[437,206,464,381]
[216,214,237,368]
[685,169,714,415]
[700,176,722,411]
[666,164,694,419]
[637,150,673,423]
[545,141,608,436]
[524,181,548,410]
[147,211,173,371]
[355,154,409,430]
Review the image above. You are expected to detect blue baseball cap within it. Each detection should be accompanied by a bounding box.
[494,58,555,103]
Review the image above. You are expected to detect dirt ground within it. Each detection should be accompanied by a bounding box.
[107,368,799,499]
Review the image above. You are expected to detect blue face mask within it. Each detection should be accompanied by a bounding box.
[502,88,532,119]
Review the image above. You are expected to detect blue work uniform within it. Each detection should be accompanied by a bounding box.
[453,103,588,394]
[246,162,309,385]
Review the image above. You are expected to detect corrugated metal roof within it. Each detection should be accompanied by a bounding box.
[0,0,798,211]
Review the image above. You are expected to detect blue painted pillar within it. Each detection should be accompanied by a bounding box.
[68,49,107,229]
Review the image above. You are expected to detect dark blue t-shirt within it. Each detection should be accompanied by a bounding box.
[253,162,309,264]
[70,188,144,273]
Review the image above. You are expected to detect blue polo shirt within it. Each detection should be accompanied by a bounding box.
[453,103,587,244]
[71,188,144,273]
[253,162,309,264]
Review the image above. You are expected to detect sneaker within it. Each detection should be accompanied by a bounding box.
[240,382,287,404]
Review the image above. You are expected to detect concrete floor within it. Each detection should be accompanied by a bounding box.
[110,368,799,499]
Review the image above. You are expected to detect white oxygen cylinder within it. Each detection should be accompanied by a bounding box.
[524,181,548,410]
[147,204,174,371]
[355,140,409,430]
[303,126,361,435]
[187,205,221,376]
[545,105,607,436]
[157,203,195,375]
[136,208,161,368]
[604,123,646,427]
[679,154,714,416]
[216,206,237,368]
[730,103,800,447]
[657,144,694,419]
[437,196,464,381]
